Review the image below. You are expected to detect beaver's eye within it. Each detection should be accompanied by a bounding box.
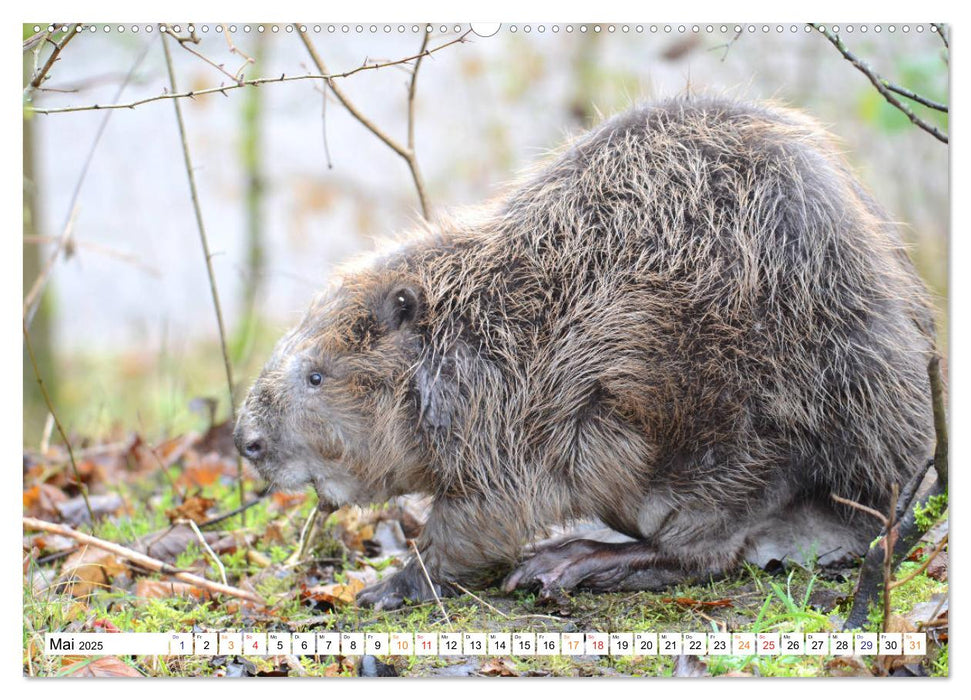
[308,372,323,387]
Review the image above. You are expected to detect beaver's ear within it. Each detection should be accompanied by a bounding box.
[377,285,422,331]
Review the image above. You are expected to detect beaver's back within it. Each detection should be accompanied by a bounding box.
[413,96,934,517]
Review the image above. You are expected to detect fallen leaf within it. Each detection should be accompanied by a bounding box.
[60,547,129,598]
[91,618,121,633]
[825,657,873,677]
[23,484,67,518]
[62,656,142,677]
[926,552,948,582]
[165,496,216,524]
[135,579,209,602]
[479,657,519,677]
[301,578,366,606]
[134,524,232,563]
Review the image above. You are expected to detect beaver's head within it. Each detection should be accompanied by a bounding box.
[234,271,433,509]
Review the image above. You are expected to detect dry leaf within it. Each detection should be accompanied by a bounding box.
[302,578,366,606]
[165,496,216,524]
[63,656,142,677]
[60,547,129,598]
[23,484,67,519]
[135,579,209,602]
[479,658,519,677]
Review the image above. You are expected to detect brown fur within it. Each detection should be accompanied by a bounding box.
[235,96,936,607]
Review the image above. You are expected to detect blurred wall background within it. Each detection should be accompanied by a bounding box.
[22,23,949,442]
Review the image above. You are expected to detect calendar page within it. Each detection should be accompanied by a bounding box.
[21,8,949,680]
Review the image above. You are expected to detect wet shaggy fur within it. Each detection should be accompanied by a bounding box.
[235,96,936,608]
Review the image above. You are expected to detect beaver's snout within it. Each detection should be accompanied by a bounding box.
[233,416,267,463]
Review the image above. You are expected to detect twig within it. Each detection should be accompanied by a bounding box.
[23,516,265,605]
[161,32,245,521]
[882,484,898,633]
[39,413,54,453]
[286,506,320,566]
[890,533,947,590]
[23,320,95,527]
[164,24,244,86]
[811,24,948,144]
[450,581,568,623]
[883,83,948,113]
[406,30,431,217]
[25,24,80,96]
[176,518,228,586]
[29,34,470,116]
[23,235,162,276]
[450,581,508,617]
[24,36,156,327]
[831,492,888,527]
[198,494,266,528]
[223,25,256,80]
[410,541,453,630]
[298,25,469,219]
[932,24,949,50]
[23,204,79,325]
[929,356,949,488]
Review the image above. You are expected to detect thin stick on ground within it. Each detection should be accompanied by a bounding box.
[23,320,94,527]
[450,581,569,623]
[176,518,228,586]
[286,506,320,566]
[160,32,246,523]
[23,517,264,605]
[811,24,948,143]
[410,541,453,630]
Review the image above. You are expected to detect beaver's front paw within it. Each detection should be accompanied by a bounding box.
[357,563,454,610]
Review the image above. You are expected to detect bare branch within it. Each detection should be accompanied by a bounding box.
[24,24,81,96]
[23,36,156,328]
[932,23,949,50]
[830,492,889,527]
[298,24,470,219]
[28,33,471,116]
[163,23,244,85]
[223,25,256,80]
[23,203,79,321]
[883,82,947,113]
[929,355,949,488]
[160,31,246,520]
[406,29,432,217]
[811,24,948,144]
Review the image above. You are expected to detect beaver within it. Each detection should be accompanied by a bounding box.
[234,96,936,609]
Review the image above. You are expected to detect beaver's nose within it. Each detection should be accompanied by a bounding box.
[234,430,266,462]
